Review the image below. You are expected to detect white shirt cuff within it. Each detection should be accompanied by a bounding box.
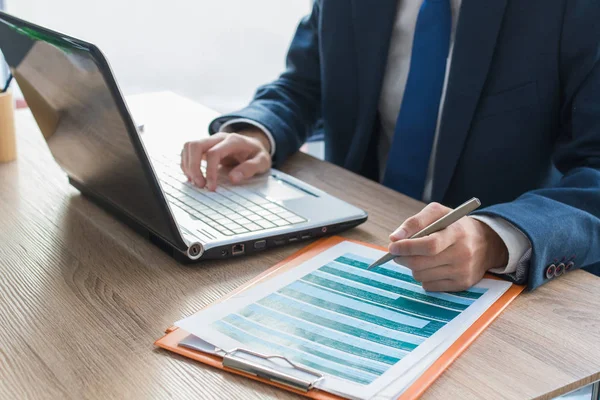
[471,215,532,275]
[219,118,276,157]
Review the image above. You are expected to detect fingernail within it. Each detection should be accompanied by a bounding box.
[390,228,408,241]
[230,171,243,183]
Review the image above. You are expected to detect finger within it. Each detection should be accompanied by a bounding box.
[187,135,225,187]
[181,143,190,179]
[390,202,450,241]
[389,230,454,256]
[422,279,469,293]
[205,136,248,191]
[394,246,455,272]
[188,142,208,187]
[228,152,271,184]
[409,262,458,283]
[186,144,194,182]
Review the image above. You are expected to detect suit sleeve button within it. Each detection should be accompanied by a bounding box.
[546,264,557,279]
[555,263,565,277]
[565,261,575,271]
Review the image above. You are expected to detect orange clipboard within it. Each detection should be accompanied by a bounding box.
[155,236,525,400]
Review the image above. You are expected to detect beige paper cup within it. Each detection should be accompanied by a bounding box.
[0,90,16,163]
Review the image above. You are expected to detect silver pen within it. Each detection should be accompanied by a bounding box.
[366,197,482,270]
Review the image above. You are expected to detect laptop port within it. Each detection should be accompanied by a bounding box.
[301,233,312,240]
[288,236,299,243]
[232,244,245,256]
[273,239,286,246]
[254,240,267,250]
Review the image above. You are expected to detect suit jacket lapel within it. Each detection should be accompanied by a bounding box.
[346,0,398,171]
[431,0,508,202]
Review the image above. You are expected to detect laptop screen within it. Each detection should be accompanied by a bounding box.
[0,13,187,251]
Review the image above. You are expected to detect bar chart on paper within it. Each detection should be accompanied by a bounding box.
[209,252,487,385]
[175,241,511,399]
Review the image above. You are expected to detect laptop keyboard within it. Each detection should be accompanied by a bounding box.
[151,155,307,237]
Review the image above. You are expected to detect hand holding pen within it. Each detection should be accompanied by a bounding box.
[370,198,510,292]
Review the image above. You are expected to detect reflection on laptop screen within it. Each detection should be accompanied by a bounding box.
[0,14,185,249]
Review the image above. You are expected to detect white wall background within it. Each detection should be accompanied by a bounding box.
[7,0,309,112]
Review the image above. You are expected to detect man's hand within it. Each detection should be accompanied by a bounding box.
[389,202,509,292]
[181,127,272,191]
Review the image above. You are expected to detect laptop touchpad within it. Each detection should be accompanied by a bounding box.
[254,178,310,202]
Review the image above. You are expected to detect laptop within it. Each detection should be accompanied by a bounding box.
[0,12,368,262]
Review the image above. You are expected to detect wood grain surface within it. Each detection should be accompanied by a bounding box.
[0,92,599,400]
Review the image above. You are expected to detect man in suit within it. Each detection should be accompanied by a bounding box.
[181,0,600,291]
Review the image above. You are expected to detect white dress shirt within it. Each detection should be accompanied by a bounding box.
[220,0,532,276]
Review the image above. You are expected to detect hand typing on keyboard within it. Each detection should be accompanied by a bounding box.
[181,129,272,191]
[153,154,306,236]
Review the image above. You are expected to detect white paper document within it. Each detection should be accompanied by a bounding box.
[176,241,512,399]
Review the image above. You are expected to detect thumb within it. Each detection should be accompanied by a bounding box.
[390,202,450,241]
[228,153,271,183]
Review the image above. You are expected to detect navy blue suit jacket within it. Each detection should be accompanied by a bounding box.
[210,0,600,290]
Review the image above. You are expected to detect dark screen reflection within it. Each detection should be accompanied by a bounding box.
[0,14,186,250]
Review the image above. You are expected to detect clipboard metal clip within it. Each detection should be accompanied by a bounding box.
[222,348,324,392]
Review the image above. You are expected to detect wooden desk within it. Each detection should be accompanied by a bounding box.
[1,92,599,400]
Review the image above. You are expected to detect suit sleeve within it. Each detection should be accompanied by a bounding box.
[208,1,322,166]
[472,0,600,290]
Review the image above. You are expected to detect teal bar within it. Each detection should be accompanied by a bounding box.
[335,255,422,286]
[223,314,388,376]
[237,305,402,365]
[279,286,443,337]
[212,320,374,385]
[258,295,418,351]
[329,260,476,306]
[302,274,459,322]
[269,292,425,345]
[321,264,468,311]
[287,281,430,328]
[336,255,485,300]
[445,289,485,299]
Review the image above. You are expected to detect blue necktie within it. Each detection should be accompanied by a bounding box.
[383,0,451,200]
